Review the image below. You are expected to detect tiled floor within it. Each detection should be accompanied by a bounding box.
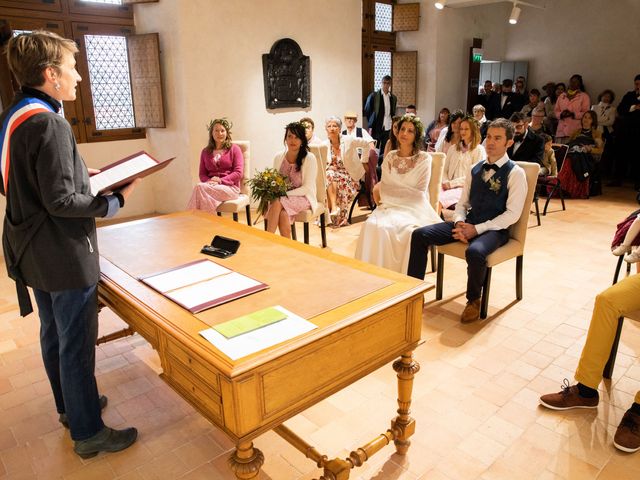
[2,188,640,479]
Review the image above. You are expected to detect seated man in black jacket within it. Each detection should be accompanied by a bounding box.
[508,112,544,167]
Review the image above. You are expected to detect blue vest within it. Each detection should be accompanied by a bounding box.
[466,160,515,225]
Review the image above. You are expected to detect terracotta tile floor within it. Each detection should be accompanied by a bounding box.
[2,188,640,479]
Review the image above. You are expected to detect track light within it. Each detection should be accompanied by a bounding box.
[509,4,521,24]
[434,1,446,9]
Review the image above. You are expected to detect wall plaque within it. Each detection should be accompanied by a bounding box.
[262,38,310,110]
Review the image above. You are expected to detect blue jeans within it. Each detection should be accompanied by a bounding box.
[34,285,104,441]
[407,222,509,301]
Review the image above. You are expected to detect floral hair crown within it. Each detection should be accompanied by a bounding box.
[207,117,233,132]
[398,114,425,137]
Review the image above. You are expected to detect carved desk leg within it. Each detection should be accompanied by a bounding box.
[391,351,420,455]
[228,441,264,479]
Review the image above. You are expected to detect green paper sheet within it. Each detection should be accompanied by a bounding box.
[213,307,287,339]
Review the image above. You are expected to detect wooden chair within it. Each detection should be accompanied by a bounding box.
[427,152,446,272]
[216,141,251,224]
[602,257,638,379]
[435,161,539,319]
[290,145,329,248]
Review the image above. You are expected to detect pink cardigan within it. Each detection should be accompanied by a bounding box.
[198,143,244,186]
[554,92,591,138]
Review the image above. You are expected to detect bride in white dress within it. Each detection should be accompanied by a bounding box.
[355,115,442,274]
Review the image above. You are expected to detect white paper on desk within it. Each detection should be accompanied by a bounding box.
[143,260,230,293]
[199,305,317,360]
[170,272,262,310]
[90,153,157,196]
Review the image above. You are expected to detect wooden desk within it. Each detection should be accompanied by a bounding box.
[97,211,428,479]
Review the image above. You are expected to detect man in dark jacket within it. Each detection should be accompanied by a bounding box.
[364,75,397,153]
[612,74,640,188]
[508,112,544,166]
[1,31,139,458]
[487,79,525,120]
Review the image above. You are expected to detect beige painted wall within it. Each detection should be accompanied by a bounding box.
[396,1,508,123]
[133,0,362,214]
[504,0,640,104]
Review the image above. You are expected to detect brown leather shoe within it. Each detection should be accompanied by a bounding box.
[614,410,640,453]
[539,380,599,410]
[460,299,481,323]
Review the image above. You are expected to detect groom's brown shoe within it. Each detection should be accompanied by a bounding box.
[461,299,481,323]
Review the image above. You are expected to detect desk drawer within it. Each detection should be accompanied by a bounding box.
[167,360,223,422]
[165,339,220,394]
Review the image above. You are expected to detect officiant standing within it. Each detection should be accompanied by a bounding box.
[0,30,139,458]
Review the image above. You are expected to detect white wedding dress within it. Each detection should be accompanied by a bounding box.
[355,151,442,274]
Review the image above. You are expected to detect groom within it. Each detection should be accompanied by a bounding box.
[407,118,528,323]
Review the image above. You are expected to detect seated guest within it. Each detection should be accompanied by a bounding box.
[539,134,558,176]
[265,122,317,238]
[187,118,243,215]
[544,82,565,134]
[507,112,544,165]
[539,273,640,454]
[472,104,488,139]
[612,212,640,264]
[521,88,545,117]
[405,104,417,115]
[541,82,556,102]
[592,89,616,136]
[383,115,402,159]
[342,111,374,142]
[435,109,464,154]
[557,110,603,198]
[529,109,549,135]
[324,116,371,227]
[440,116,486,218]
[407,119,527,323]
[355,115,441,274]
[554,74,591,143]
[425,107,450,150]
[301,116,322,145]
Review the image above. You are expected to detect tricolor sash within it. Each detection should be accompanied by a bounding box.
[1,97,55,195]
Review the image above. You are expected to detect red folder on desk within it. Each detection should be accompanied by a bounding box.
[90,151,174,195]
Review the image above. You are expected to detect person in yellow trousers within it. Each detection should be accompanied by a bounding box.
[539,273,640,453]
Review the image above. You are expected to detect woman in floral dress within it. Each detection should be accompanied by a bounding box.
[265,122,317,238]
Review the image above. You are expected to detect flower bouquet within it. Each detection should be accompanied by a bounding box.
[248,167,290,223]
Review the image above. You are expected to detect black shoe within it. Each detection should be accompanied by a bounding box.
[59,395,108,429]
[74,426,138,459]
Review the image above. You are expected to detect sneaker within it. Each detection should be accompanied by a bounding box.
[612,244,631,256]
[461,299,481,324]
[59,395,108,429]
[74,426,138,459]
[624,249,640,264]
[614,410,640,453]
[539,379,599,410]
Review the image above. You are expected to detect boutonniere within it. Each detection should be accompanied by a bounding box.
[488,177,502,194]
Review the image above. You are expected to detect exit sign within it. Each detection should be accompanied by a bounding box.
[472,48,483,63]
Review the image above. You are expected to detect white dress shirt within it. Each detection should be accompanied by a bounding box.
[453,153,528,235]
[382,91,392,130]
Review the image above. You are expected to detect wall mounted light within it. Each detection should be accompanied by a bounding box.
[509,4,521,24]
[434,1,447,9]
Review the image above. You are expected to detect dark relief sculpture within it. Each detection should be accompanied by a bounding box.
[262,38,310,110]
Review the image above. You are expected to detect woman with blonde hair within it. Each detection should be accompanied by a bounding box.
[439,116,486,216]
[187,117,244,214]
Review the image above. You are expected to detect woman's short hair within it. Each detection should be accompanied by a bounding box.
[472,104,485,114]
[540,133,552,144]
[396,114,425,154]
[597,89,615,103]
[300,116,315,129]
[205,117,233,153]
[460,116,481,150]
[325,116,342,129]
[6,30,78,88]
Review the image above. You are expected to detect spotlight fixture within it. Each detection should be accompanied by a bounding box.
[509,4,521,24]
[434,1,447,9]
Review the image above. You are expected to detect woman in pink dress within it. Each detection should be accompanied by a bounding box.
[265,122,317,238]
[554,74,591,144]
[425,107,450,150]
[187,118,243,214]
